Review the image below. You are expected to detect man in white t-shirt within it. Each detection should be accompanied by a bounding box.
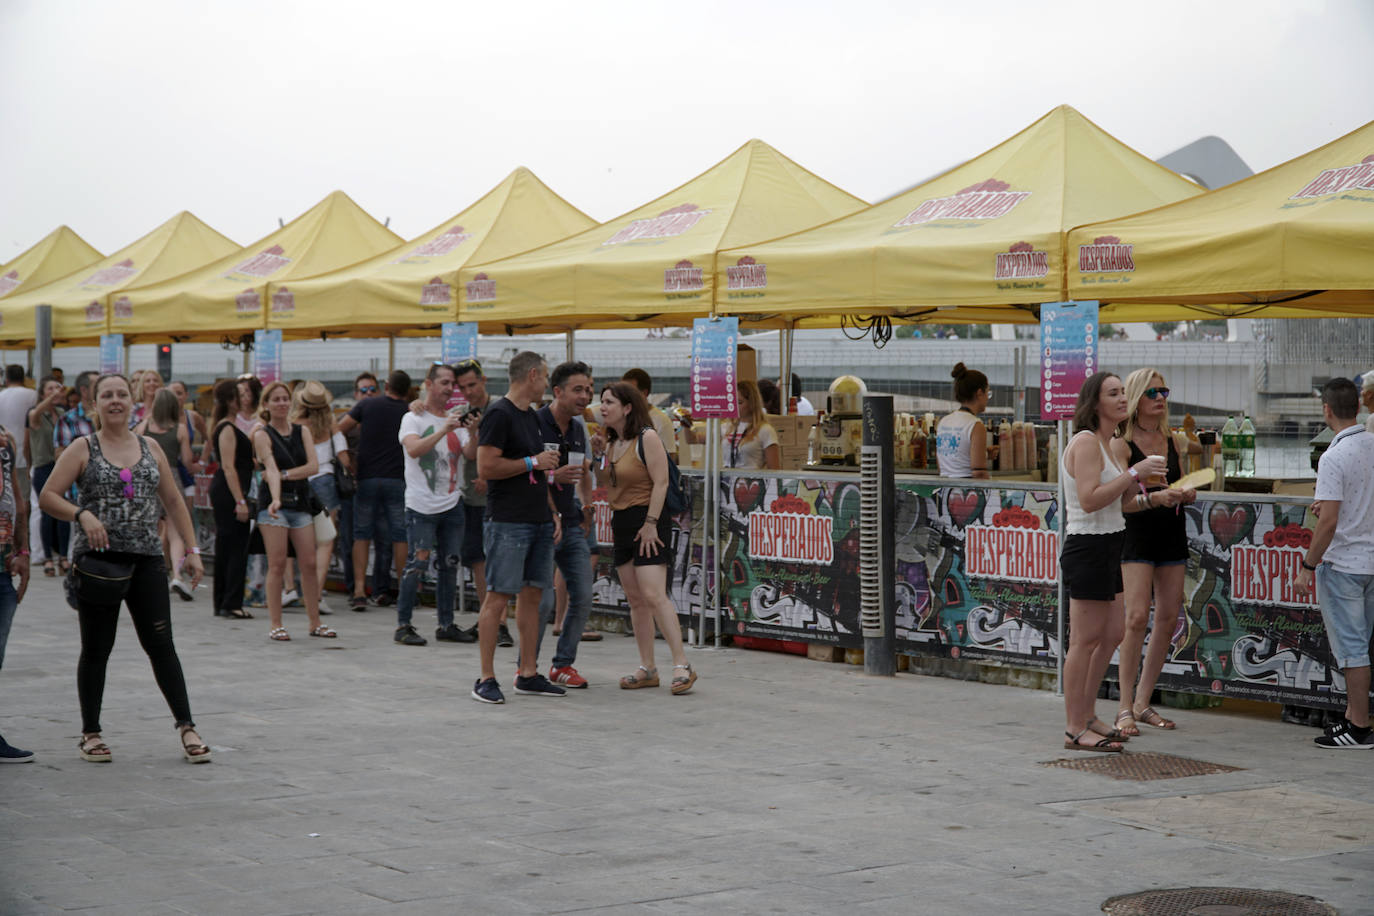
[0,365,36,492]
[392,363,477,647]
[791,373,816,416]
[1298,378,1374,749]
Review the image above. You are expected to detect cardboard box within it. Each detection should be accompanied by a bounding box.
[766,414,818,448]
[737,343,757,386]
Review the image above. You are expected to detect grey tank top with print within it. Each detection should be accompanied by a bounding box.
[73,434,164,558]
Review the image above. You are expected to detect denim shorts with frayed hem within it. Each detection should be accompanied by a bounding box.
[256,507,313,529]
[1317,564,1374,669]
[482,520,555,596]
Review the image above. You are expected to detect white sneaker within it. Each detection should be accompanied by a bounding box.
[281,589,302,607]
[170,578,193,601]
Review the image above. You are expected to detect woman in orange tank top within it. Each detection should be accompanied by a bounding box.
[599,382,696,695]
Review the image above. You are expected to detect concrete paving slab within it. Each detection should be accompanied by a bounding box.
[3,572,1373,914]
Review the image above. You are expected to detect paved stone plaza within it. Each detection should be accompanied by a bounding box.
[2,572,1371,915]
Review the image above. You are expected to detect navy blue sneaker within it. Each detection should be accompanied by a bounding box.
[0,734,34,764]
[471,678,505,704]
[515,673,567,697]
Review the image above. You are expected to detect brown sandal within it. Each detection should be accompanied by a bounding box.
[1114,709,1140,737]
[79,733,112,763]
[1064,728,1123,753]
[670,664,698,695]
[178,724,212,763]
[1086,716,1129,742]
[619,665,659,689]
[1134,706,1176,730]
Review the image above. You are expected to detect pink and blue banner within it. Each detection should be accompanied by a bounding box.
[690,317,738,419]
[98,334,123,375]
[1039,300,1098,420]
[441,322,478,365]
[253,329,282,383]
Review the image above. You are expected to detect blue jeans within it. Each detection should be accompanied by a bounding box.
[398,503,465,629]
[353,477,406,543]
[0,573,16,670]
[536,520,592,668]
[482,520,556,595]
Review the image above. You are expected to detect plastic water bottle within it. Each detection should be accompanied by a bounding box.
[1239,415,1256,477]
[1221,415,1239,478]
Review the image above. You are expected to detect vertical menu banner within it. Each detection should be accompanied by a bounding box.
[690,317,739,418]
[253,329,283,382]
[441,322,478,364]
[99,334,124,375]
[1039,300,1098,419]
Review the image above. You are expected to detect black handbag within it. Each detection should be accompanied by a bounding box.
[72,552,136,606]
[332,457,356,499]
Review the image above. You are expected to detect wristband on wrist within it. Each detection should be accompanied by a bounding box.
[236,499,246,506]
[74,507,87,523]
[1128,467,1140,482]
[1301,558,1318,571]
[645,516,658,525]
[16,549,29,557]
[524,456,535,472]
[189,547,202,555]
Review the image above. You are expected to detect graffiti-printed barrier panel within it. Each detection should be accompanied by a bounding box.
[902,482,1363,710]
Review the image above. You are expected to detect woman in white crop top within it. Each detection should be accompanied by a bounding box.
[1059,372,1180,753]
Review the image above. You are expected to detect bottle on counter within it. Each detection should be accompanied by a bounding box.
[1239,415,1256,477]
[1024,422,1039,474]
[996,419,1012,471]
[807,419,820,466]
[911,417,926,469]
[926,418,939,470]
[1221,415,1240,478]
[895,416,911,468]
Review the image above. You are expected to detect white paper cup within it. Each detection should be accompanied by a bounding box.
[568,451,585,467]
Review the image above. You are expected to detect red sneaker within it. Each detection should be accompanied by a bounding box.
[549,665,588,688]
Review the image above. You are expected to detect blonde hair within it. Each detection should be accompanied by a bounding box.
[1120,367,1169,442]
[730,379,767,442]
[136,368,164,403]
[257,381,292,422]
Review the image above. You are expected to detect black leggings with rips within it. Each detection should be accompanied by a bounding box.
[76,552,194,734]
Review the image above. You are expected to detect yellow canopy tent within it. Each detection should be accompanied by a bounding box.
[270,168,595,340]
[456,140,866,332]
[712,106,1203,327]
[116,191,402,344]
[0,212,238,347]
[1068,117,1374,317]
[0,226,102,302]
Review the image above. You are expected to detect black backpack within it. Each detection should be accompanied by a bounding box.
[637,431,687,516]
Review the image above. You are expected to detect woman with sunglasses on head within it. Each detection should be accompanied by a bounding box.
[39,373,210,764]
[1059,372,1182,753]
[1109,369,1200,734]
[252,382,332,642]
[722,379,779,470]
[599,382,697,694]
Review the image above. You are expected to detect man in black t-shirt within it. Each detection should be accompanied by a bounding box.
[338,370,411,611]
[471,351,564,704]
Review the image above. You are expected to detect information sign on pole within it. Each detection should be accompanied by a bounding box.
[99,334,124,376]
[1038,301,1099,419]
[253,329,283,382]
[441,322,478,365]
[690,317,739,419]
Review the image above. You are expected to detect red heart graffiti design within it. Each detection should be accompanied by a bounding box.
[947,489,984,527]
[733,479,763,512]
[1208,505,1250,548]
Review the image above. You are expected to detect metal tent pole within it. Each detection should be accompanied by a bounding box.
[1056,417,1067,696]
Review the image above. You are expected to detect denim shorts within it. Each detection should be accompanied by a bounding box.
[353,477,406,543]
[482,520,555,595]
[1316,564,1374,669]
[257,507,314,529]
[309,474,341,513]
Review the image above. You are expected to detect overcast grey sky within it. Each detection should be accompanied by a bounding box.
[2,0,1371,258]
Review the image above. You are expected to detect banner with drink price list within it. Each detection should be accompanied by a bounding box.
[1039,301,1098,420]
[99,334,124,375]
[690,317,739,419]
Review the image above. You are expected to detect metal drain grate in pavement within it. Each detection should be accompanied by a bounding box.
[1042,751,1242,781]
[1102,886,1336,914]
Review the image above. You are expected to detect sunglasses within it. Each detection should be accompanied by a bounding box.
[357,385,378,394]
[453,358,482,375]
[1144,387,1170,400]
[119,467,135,499]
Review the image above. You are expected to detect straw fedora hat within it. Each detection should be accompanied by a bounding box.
[298,380,332,410]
